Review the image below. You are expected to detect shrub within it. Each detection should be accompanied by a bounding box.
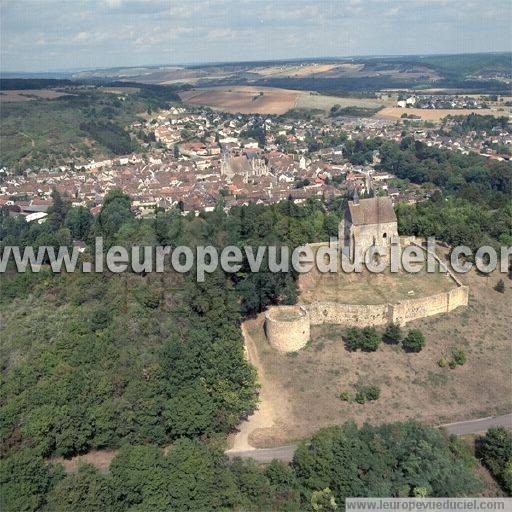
[495,279,505,293]
[360,327,381,352]
[90,308,112,331]
[438,356,448,368]
[450,347,467,367]
[355,390,367,404]
[339,391,351,402]
[403,329,425,352]
[354,384,380,404]
[383,323,402,344]
[364,385,381,401]
[346,327,363,351]
[345,327,380,352]
[142,287,162,309]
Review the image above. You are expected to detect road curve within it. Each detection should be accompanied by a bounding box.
[227,413,512,462]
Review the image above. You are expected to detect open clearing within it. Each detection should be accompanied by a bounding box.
[245,267,512,448]
[0,89,73,102]
[252,63,340,77]
[295,92,390,111]
[375,107,509,121]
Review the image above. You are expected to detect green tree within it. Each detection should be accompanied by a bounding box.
[345,327,380,352]
[403,329,426,352]
[46,464,114,512]
[477,427,512,494]
[48,189,69,231]
[0,450,62,512]
[360,327,380,352]
[95,189,134,242]
[346,327,363,351]
[65,206,93,240]
[383,323,402,344]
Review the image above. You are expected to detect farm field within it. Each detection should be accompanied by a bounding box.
[251,63,340,77]
[294,91,390,111]
[179,86,300,114]
[245,267,512,449]
[180,85,394,114]
[375,106,510,121]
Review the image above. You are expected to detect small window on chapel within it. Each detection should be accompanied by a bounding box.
[383,233,387,238]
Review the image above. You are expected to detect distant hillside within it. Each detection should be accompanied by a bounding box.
[62,53,512,94]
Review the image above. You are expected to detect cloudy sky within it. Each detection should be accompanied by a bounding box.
[1,0,510,72]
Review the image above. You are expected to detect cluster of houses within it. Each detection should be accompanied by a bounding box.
[1,103,510,223]
[397,94,495,110]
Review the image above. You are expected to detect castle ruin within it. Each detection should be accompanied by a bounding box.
[265,196,469,352]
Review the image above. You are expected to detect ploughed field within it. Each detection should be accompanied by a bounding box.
[179,86,300,114]
[179,85,392,114]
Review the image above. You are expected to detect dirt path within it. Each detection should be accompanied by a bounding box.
[50,450,117,474]
[226,318,278,452]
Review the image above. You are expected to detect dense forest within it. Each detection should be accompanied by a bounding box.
[445,114,511,136]
[0,192,339,470]
[79,120,137,155]
[0,420,487,511]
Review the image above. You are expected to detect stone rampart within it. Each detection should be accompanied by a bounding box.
[306,285,468,328]
[308,302,390,327]
[266,238,469,349]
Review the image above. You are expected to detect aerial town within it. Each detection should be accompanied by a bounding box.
[1,102,511,221]
[2,0,512,508]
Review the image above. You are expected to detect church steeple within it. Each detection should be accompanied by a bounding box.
[353,188,360,205]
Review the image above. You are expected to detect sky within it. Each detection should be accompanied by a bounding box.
[1,0,511,73]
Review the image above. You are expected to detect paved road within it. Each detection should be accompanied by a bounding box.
[440,413,512,436]
[227,413,512,462]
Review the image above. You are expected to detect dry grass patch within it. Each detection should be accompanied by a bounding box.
[295,92,390,111]
[247,269,511,448]
[299,251,456,305]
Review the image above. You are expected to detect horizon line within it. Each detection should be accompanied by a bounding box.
[1,50,510,76]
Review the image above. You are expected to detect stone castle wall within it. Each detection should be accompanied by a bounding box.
[265,238,469,349]
[306,285,469,328]
[265,305,310,352]
[308,302,391,327]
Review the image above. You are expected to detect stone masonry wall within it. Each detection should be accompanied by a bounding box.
[266,239,469,349]
[265,305,310,352]
[308,302,391,327]
[306,285,468,328]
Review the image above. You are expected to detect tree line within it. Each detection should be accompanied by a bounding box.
[1,420,490,512]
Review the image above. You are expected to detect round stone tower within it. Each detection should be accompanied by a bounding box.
[265,305,310,352]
